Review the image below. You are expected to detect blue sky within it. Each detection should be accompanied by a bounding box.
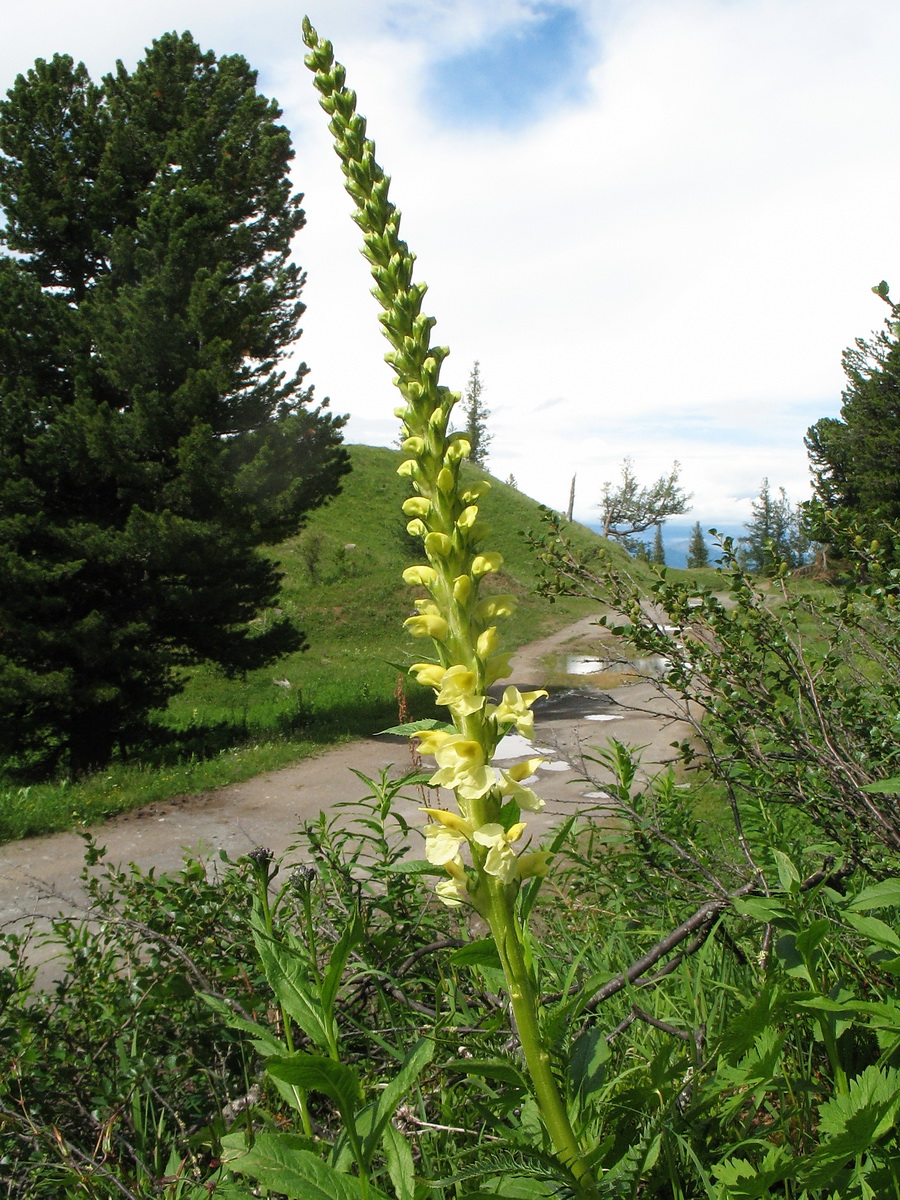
[4,0,900,525]
[424,4,592,128]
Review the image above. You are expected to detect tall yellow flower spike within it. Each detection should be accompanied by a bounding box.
[302,21,594,1187]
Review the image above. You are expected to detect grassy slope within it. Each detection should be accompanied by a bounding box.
[1,445,617,839]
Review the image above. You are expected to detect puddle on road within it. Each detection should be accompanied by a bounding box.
[566,653,669,680]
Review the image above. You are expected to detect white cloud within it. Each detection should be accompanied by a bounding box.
[4,0,899,527]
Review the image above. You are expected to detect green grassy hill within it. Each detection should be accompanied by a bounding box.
[1,445,619,838]
[170,444,617,737]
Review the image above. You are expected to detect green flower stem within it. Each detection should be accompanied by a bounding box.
[483,879,595,1193]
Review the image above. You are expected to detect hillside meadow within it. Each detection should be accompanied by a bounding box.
[0,444,624,841]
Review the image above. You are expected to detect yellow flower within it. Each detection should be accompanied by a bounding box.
[504,757,545,782]
[424,531,452,558]
[491,686,548,738]
[472,552,503,577]
[402,565,438,587]
[434,856,470,907]
[424,823,468,865]
[476,626,500,659]
[456,505,478,529]
[420,807,473,833]
[437,467,455,494]
[472,822,526,884]
[445,437,471,462]
[415,728,455,756]
[474,595,517,623]
[404,613,449,640]
[453,575,472,602]
[435,665,485,716]
[461,481,492,503]
[401,496,431,517]
[499,770,544,813]
[430,737,496,799]
[409,662,446,689]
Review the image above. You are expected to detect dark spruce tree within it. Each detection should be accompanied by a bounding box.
[805,282,900,560]
[462,360,491,467]
[651,523,666,566]
[685,521,709,569]
[0,34,350,776]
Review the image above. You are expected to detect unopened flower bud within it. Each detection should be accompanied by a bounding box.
[462,481,492,503]
[402,565,439,587]
[404,613,449,640]
[472,552,503,577]
[453,575,472,603]
[424,531,452,558]
[445,438,471,463]
[477,626,500,658]
[437,467,455,495]
[402,496,431,517]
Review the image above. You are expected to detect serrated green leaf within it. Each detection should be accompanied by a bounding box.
[802,1067,900,1187]
[226,1133,387,1200]
[817,1066,900,1140]
[712,1146,795,1197]
[377,719,454,736]
[251,922,329,1050]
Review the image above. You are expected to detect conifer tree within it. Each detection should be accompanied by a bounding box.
[740,480,808,574]
[651,524,666,566]
[686,521,709,568]
[806,282,900,558]
[462,360,491,467]
[0,34,349,774]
